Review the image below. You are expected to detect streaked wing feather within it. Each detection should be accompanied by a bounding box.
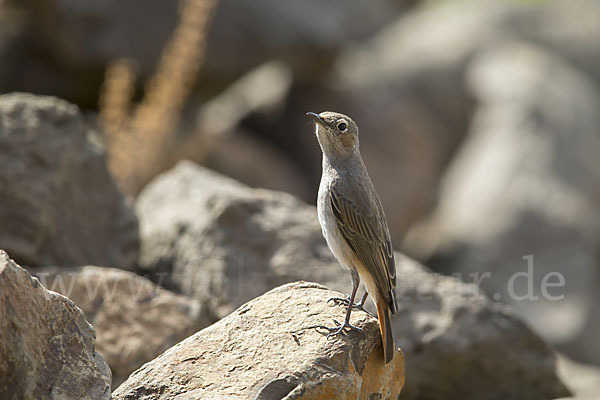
[330,189,396,310]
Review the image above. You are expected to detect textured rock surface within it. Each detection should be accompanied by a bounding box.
[33,266,210,388]
[138,161,569,399]
[407,41,600,365]
[0,250,111,400]
[136,161,343,321]
[113,281,404,400]
[394,254,570,400]
[0,93,138,269]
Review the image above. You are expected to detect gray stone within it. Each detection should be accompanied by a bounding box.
[0,250,111,400]
[394,254,570,400]
[34,265,210,388]
[407,41,600,366]
[137,161,569,399]
[0,93,138,268]
[136,161,343,321]
[112,281,405,400]
[329,0,600,241]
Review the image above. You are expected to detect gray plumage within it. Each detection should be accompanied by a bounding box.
[308,111,397,363]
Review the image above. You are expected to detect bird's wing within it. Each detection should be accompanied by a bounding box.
[329,187,397,312]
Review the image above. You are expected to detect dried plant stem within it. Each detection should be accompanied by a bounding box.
[100,0,219,196]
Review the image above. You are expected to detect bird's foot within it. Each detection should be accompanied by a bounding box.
[327,295,375,318]
[313,319,365,339]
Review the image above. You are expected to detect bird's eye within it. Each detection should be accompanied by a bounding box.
[336,121,347,132]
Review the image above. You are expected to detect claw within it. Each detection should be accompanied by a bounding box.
[313,318,365,338]
[327,296,349,306]
[326,294,375,318]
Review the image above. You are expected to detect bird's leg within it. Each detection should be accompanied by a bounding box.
[327,291,375,318]
[315,271,365,338]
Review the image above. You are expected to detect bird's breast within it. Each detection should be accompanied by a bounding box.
[317,183,353,273]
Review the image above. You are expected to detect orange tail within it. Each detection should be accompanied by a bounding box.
[376,297,395,364]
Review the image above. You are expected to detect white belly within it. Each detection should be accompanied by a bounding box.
[317,183,354,273]
[317,179,380,301]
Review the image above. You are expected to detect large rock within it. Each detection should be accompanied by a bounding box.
[0,250,111,400]
[395,254,570,400]
[138,161,569,399]
[334,0,600,99]
[33,266,210,388]
[0,93,138,268]
[308,0,600,241]
[407,41,600,366]
[136,161,343,321]
[113,281,405,400]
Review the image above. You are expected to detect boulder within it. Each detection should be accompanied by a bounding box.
[137,161,569,399]
[395,254,570,400]
[406,41,600,366]
[33,266,210,388]
[0,93,138,269]
[136,161,343,321]
[113,281,404,400]
[0,250,111,400]
[317,0,600,241]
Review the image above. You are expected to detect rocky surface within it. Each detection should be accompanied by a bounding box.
[394,254,570,400]
[33,265,210,388]
[137,161,569,399]
[113,281,404,400]
[407,41,600,366]
[136,161,344,321]
[0,0,597,397]
[0,250,111,400]
[0,93,138,269]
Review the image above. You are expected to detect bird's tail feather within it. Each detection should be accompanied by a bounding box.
[376,297,395,364]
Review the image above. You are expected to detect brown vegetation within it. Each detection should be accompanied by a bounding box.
[99,0,219,196]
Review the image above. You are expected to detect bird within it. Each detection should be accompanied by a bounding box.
[307,111,398,364]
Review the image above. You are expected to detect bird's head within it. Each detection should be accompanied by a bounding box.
[307,111,359,159]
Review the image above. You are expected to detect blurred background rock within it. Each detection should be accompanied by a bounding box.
[1,0,600,396]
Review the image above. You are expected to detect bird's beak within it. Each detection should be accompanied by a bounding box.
[306,112,325,126]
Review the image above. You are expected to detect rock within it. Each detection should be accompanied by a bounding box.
[112,281,404,400]
[406,41,600,365]
[0,250,111,400]
[394,254,570,400]
[557,355,600,399]
[33,266,210,388]
[0,93,138,269]
[321,0,600,241]
[334,0,600,96]
[136,161,344,320]
[138,161,569,399]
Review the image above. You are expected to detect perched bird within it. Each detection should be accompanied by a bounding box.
[307,111,398,364]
